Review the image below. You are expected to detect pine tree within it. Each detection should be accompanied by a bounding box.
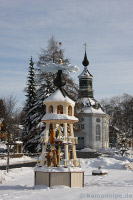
[23,57,37,152]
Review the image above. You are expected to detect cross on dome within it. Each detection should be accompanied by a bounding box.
[84,42,87,50]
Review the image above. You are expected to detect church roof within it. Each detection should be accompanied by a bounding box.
[79,98,105,114]
[78,68,93,79]
[43,88,75,105]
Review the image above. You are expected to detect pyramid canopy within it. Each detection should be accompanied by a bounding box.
[44,88,75,105]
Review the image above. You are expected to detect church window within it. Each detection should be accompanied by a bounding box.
[57,105,63,114]
[96,118,100,123]
[49,105,53,113]
[68,105,72,116]
[86,103,89,107]
[88,80,92,88]
[81,91,93,98]
[80,80,87,88]
[81,124,84,130]
[80,118,84,122]
[96,124,100,141]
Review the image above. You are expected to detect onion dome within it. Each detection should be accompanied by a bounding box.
[78,50,93,79]
[82,50,89,67]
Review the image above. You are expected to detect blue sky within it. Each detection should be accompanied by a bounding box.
[0,0,133,108]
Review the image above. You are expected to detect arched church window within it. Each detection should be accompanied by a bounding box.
[79,118,84,122]
[81,124,84,130]
[68,105,72,116]
[96,124,100,141]
[57,105,63,114]
[49,105,53,113]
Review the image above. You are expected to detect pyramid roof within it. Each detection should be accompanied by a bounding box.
[44,88,75,105]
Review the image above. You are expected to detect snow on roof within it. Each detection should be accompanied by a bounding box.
[79,98,105,114]
[89,98,95,106]
[78,68,93,79]
[82,107,105,114]
[42,113,78,122]
[44,89,75,105]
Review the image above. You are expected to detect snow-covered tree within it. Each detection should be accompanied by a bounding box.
[23,57,38,152]
[36,36,78,102]
[117,131,130,156]
[101,94,133,152]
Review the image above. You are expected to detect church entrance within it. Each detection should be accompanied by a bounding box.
[77,137,84,149]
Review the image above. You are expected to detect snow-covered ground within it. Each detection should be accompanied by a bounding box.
[0,156,36,166]
[0,156,133,200]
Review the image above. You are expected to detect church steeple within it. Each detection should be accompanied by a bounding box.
[78,45,94,98]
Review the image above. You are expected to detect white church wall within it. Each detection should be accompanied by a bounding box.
[92,116,102,149]
[83,115,92,147]
[75,113,110,150]
[104,118,109,148]
[102,117,105,148]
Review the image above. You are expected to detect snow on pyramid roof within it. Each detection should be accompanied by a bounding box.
[79,98,105,114]
[42,113,78,122]
[44,89,75,105]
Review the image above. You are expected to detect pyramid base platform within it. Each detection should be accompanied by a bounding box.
[34,168,84,188]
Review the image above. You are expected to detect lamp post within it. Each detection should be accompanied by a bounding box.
[6,131,13,173]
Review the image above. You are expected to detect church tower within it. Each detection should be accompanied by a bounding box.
[75,45,110,150]
[78,49,93,98]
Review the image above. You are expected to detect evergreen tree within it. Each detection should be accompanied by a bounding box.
[23,57,37,152]
[117,131,130,156]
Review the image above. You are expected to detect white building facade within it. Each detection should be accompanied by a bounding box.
[75,50,110,150]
